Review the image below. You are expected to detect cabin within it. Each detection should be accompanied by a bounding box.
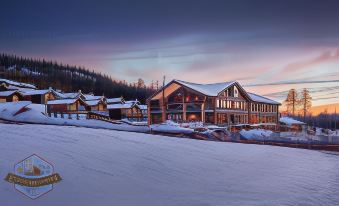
[0,91,24,102]
[21,89,57,104]
[85,99,107,111]
[0,78,36,91]
[107,101,142,120]
[147,79,280,127]
[47,98,90,114]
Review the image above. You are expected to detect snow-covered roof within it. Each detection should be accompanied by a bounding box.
[125,99,140,104]
[174,79,236,96]
[139,104,147,110]
[0,78,36,89]
[54,91,84,99]
[83,95,104,101]
[0,90,19,97]
[21,89,51,96]
[47,98,79,105]
[85,100,104,106]
[247,92,280,105]
[107,103,136,109]
[107,97,124,104]
[279,117,306,125]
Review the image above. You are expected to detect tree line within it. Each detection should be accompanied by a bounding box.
[283,88,338,130]
[0,53,157,103]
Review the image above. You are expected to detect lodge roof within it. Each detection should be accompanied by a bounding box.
[149,79,281,105]
[174,79,236,97]
[247,92,280,105]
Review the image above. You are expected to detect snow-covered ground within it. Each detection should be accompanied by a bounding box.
[0,123,339,206]
[0,102,149,133]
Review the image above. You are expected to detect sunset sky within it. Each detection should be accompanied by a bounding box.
[1,0,339,106]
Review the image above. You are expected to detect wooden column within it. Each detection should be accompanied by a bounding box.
[147,101,151,125]
[214,98,217,124]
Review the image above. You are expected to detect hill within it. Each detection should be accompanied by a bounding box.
[0,53,156,103]
[1,123,338,205]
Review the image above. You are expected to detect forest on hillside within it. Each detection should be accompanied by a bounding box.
[0,53,157,103]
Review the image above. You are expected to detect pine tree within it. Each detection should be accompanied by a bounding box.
[300,88,312,120]
[284,89,299,116]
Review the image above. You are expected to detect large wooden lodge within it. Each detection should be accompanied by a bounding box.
[147,79,280,126]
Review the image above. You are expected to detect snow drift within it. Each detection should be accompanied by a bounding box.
[0,124,338,206]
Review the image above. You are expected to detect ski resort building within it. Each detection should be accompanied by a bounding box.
[147,79,280,126]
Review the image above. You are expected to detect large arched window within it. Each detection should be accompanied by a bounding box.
[234,86,239,97]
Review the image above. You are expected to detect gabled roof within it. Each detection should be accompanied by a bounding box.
[0,78,36,89]
[174,79,236,96]
[107,97,124,104]
[83,95,104,101]
[47,98,80,105]
[247,92,280,105]
[107,103,136,109]
[20,89,51,96]
[0,90,21,97]
[85,99,105,106]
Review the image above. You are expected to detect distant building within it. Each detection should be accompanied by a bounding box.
[21,88,57,104]
[107,100,142,120]
[0,91,24,102]
[147,79,280,126]
[47,98,89,114]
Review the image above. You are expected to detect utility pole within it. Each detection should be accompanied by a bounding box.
[335,107,337,134]
[161,76,166,122]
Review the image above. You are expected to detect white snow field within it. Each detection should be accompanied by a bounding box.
[0,124,339,206]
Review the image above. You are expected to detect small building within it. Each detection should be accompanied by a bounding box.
[47,98,89,114]
[21,88,57,104]
[85,99,107,111]
[0,90,24,102]
[107,101,142,120]
[279,117,306,132]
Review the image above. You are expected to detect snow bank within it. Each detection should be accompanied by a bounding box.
[280,117,306,125]
[0,124,338,206]
[150,120,194,134]
[0,102,149,133]
[240,129,273,140]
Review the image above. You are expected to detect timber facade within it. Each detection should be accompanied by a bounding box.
[147,79,280,126]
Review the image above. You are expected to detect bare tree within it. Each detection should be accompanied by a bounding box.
[300,88,312,120]
[284,89,299,116]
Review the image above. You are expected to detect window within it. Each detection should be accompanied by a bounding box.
[234,86,239,97]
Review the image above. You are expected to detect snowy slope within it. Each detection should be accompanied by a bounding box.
[0,102,149,132]
[0,124,338,206]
